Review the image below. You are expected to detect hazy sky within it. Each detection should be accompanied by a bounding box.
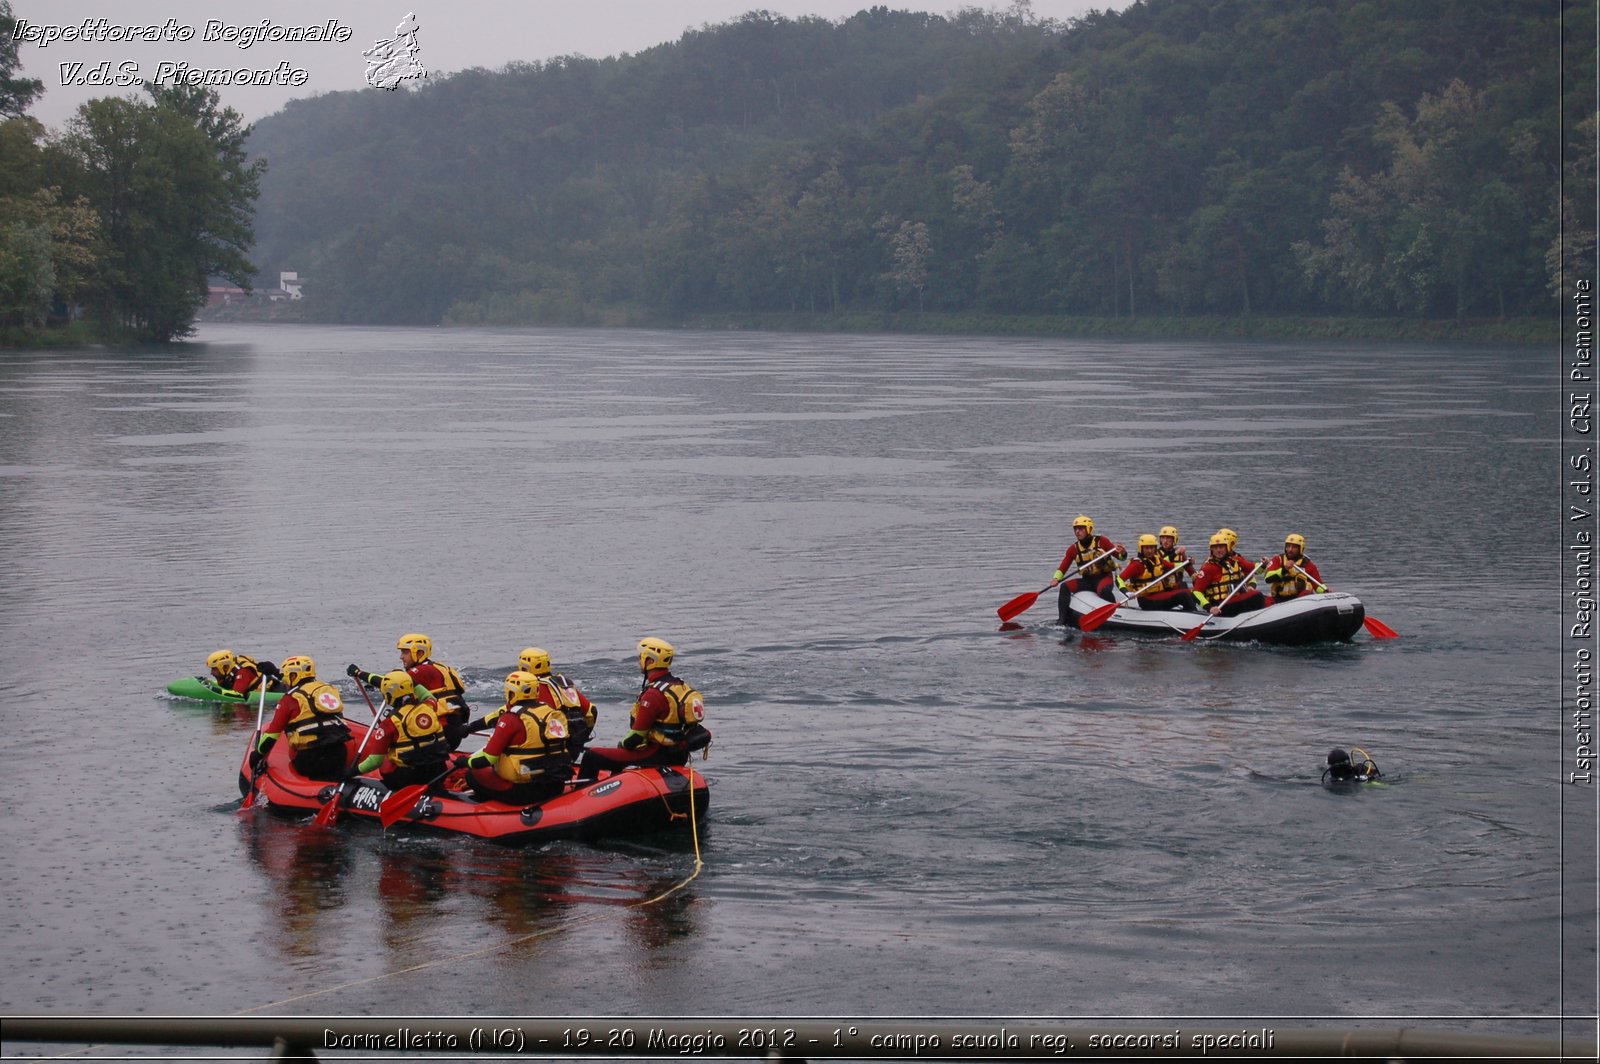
[16,1,1121,130]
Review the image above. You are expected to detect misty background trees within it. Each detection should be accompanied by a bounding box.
[3,0,1590,339]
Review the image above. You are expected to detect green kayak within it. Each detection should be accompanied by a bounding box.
[166,675,284,705]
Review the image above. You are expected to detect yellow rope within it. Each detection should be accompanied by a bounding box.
[234,767,705,1015]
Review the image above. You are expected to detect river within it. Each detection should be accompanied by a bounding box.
[0,323,1592,1053]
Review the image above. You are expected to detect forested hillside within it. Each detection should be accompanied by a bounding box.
[243,0,1589,328]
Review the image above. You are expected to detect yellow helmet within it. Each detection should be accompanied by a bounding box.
[1137,533,1159,550]
[637,637,675,673]
[1072,515,1094,535]
[280,655,316,686]
[518,646,553,678]
[1209,533,1230,548]
[379,670,416,706]
[1218,528,1238,549]
[206,649,237,676]
[396,632,432,662]
[1285,533,1306,550]
[504,669,541,705]
[1159,525,1179,539]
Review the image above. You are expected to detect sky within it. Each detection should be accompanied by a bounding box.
[15,1,1123,131]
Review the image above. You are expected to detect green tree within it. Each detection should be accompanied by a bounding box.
[0,0,43,119]
[0,186,102,327]
[0,118,105,329]
[1550,112,1597,297]
[1297,79,1551,319]
[879,216,930,311]
[59,86,263,340]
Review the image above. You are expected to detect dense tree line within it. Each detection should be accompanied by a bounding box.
[0,2,262,341]
[236,0,1581,328]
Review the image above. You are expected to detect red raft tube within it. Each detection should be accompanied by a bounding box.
[237,725,708,845]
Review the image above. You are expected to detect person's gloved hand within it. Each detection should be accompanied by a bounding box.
[467,750,491,770]
[1052,569,1064,582]
[248,750,266,773]
[346,663,362,678]
[619,730,648,751]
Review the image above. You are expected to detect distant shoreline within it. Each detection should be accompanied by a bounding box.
[8,311,1555,349]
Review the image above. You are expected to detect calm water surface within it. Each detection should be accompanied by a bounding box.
[0,324,1591,1046]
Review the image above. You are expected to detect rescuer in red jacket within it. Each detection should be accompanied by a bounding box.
[1054,515,1125,601]
[1192,533,1268,616]
[347,632,471,746]
[1117,534,1197,611]
[578,638,710,779]
[1263,533,1327,603]
[252,655,352,781]
[206,649,282,697]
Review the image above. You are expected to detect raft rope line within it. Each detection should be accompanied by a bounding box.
[228,765,705,1016]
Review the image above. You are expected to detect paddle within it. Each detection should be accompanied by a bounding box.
[312,702,387,828]
[378,761,459,828]
[1288,560,1399,639]
[354,675,382,719]
[239,674,271,809]
[1182,559,1266,641]
[1080,560,1191,632]
[996,562,1087,622]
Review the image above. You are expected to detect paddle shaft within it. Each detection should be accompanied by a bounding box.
[996,561,1089,622]
[1183,559,1266,639]
[355,676,382,719]
[239,675,271,809]
[1289,560,1399,638]
[314,700,388,826]
[1080,560,1191,632]
[1124,558,1191,601]
[1208,558,1265,613]
[1285,559,1328,593]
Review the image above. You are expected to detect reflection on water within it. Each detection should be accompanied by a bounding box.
[236,811,707,992]
[240,816,356,963]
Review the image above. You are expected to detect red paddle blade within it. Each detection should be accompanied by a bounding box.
[1363,616,1399,639]
[1078,601,1120,632]
[312,789,342,827]
[1181,619,1209,641]
[996,589,1042,622]
[379,785,427,828]
[240,785,257,810]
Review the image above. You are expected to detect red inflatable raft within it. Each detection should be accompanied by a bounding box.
[237,725,708,845]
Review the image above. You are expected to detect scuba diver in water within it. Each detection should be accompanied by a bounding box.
[1323,747,1382,784]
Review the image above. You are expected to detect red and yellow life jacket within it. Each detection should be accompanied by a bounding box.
[386,697,450,767]
[412,660,468,713]
[1267,554,1316,599]
[1074,536,1118,577]
[539,673,596,734]
[639,676,706,747]
[1126,554,1182,594]
[283,681,350,750]
[1196,553,1248,607]
[496,701,572,783]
